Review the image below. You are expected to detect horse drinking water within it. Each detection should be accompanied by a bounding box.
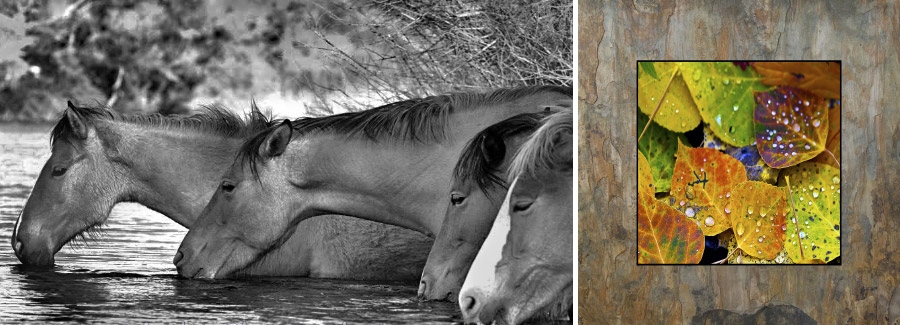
[11,102,432,280]
[458,111,573,324]
[418,112,546,301]
[174,86,572,279]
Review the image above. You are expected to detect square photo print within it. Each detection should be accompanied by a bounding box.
[636,61,841,265]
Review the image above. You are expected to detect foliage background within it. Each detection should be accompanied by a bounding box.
[579,1,892,324]
[0,0,571,121]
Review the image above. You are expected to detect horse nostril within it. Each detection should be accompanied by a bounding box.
[461,295,478,314]
[173,251,184,266]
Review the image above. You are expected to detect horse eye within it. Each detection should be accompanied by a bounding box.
[450,194,465,206]
[221,181,236,193]
[51,166,68,177]
[512,200,533,213]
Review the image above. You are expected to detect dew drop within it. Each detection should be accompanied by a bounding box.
[783,117,789,125]
[791,217,796,223]
[692,69,701,81]
[808,201,813,206]
[679,200,685,206]
[758,236,764,243]
[675,109,680,114]
[812,119,820,127]
[733,105,739,111]
[747,206,754,215]
[782,224,787,231]
[759,209,767,218]
[736,223,745,236]
[681,122,686,128]
[756,220,761,227]
[804,100,810,106]
[812,191,819,198]
[724,79,730,85]
[805,144,811,150]
[685,207,695,217]
[792,124,801,132]
[799,231,806,239]
[776,135,782,142]
[791,151,797,156]
[832,176,840,184]
[789,143,794,148]
[724,206,732,214]
[755,227,760,233]
[772,143,777,148]
[726,192,731,198]
[651,97,655,102]
[705,216,715,227]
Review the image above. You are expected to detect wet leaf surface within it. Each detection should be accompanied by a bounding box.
[727,181,788,260]
[778,162,841,264]
[638,151,654,196]
[639,111,688,193]
[637,62,702,133]
[752,62,840,99]
[679,62,771,147]
[638,191,705,264]
[670,140,748,236]
[754,87,829,169]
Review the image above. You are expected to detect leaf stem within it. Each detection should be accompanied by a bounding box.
[823,148,840,168]
[785,176,805,261]
[638,66,679,143]
[713,246,740,264]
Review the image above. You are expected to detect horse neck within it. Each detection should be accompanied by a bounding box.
[291,104,546,237]
[101,122,243,227]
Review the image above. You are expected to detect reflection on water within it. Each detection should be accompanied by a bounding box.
[0,123,460,323]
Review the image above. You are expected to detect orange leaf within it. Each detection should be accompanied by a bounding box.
[670,140,748,236]
[638,192,704,264]
[727,181,788,260]
[752,62,840,99]
[812,100,841,167]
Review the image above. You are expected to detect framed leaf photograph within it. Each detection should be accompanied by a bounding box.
[636,61,841,265]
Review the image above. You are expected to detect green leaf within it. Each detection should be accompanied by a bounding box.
[638,111,687,193]
[638,62,702,133]
[679,62,771,147]
[754,87,829,169]
[640,61,658,80]
[778,162,840,263]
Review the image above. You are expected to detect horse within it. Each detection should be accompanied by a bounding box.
[417,112,547,301]
[10,102,432,280]
[173,85,572,279]
[458,111,573,324]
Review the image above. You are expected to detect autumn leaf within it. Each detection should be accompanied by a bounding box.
[638,62,702,133]
[638,151,654,196]
[754,87,829,169]
[752,62,840,99]
[670,139,748,236]
[719,230,794,264]
[702,124,780,184]
[638,191,705,264]
[639,111,688,193]
[778,162,840,264]
[812,99,841,168]
[727,181,788,260]
[679,62,771,147]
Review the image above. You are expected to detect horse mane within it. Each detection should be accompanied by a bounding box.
[507,110,573,181]
[238,85,572,178]
[50,101,273,149]
[453,112,548,194]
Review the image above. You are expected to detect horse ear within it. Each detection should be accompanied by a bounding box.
[480,133,506,168]
[65,101,88,139]
[259,119,293,158]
